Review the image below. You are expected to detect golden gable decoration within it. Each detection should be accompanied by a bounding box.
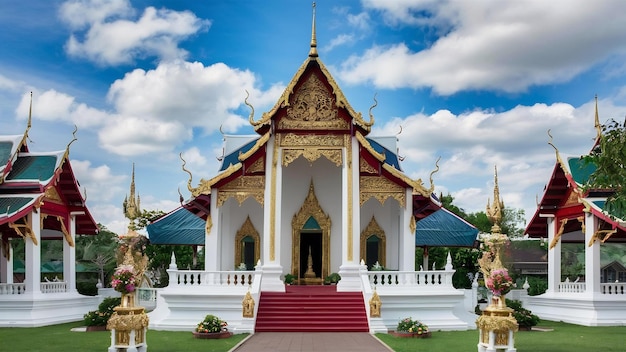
[279,74,348,130]
[217,176,265,207]
[360,176,406,207]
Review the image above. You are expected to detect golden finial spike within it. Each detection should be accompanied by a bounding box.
[486,165,504,234]
[594,95,601,140]
[309,2,318,57]
[27,92,33,130]
[124,163,140,222]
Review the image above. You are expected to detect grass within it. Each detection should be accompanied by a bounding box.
[377,321,626,352]
[1,321,625,351]
[0,322,248,352]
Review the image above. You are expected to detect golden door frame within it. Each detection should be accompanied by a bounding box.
[360,216,386,268]
[291,182,331,280]
[234,216,260,269]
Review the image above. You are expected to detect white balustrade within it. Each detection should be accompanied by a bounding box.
[0,283,26,295]
[40,281,67,293]
[168,270,255,288]
[558,282,586,293]
[367,270,455,288]
[601,282,626,295]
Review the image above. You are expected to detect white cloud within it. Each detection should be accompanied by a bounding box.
[61,0,210,65]
[373,97,622,222]
[71,159,126,203]
[342,1,626,94]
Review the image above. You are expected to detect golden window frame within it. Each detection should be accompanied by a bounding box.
[234,216,260,269]
[360,216,386,268]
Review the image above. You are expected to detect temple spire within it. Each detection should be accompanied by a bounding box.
[309,2,318,57]
[486,165,504,234]
[594,95,601,140]
[123,163,141,223]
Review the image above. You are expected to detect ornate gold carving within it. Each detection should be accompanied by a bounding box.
[205,215,212,236]
[217,176,265,207]
[107,309,149,346]
[43,186,63,204]
[360,216,386,268]
[235,216,260,268]
[189,163,242,197]
[360,176,406,207]
[247,157,265,174]
[291,181,331,279]
[549,218,568,249]
[409,216,416,235]
[487,166,504,234]
[564,190,580,206]
[347,134,353,261]
[369,289,381,318]
[280,74,347,130]
[9,217,37,245]
[282,148,342,167]
[279,133,345,147]
[242,291,255,318]
[55,215,73,247]
[360,159,378,174]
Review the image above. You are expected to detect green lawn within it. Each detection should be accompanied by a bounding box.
[1,321,625,352]
[377,321,626,352]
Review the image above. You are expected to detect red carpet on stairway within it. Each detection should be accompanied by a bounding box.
[254,285,369,332]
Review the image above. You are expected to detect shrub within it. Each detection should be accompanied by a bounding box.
[396,317,429,334]
[83,296,121,326]
[325,273,341,284]
[506,299,540,328]
[196,314,228,333]
[284,273,296,284]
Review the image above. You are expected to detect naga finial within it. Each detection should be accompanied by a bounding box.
[427,156,440,193]
[180,152,194,194]
[593,95,602,141]
[365,93,377,127]
[245,90,260,126]
[62,125,79,161]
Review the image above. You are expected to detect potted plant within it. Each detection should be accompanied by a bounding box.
[284,273,296,285]
[506,299,540,330]
[392,317,431,338]
[83,296,121,331]
[325,272,341,285]
[193,314,232,339]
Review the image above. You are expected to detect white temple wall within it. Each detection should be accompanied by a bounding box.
[218,197,264,270]
[279,156,343,273]
[360,197,402,270]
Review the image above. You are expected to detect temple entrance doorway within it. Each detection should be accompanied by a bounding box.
[291,182,331,284]
[299,231,323,280]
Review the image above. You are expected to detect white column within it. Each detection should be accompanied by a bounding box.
[205,188,220,271]
[584,212,601,296]
[260,136,284,291]
[338,138,361,291]
[399,188,414,271]
[24,212,42,295]
[64,213,80,293]
[545,215,560,294]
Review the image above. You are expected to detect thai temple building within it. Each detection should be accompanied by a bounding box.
[147,8,479,333]
[524,98,626,326]
[0,95,99,327]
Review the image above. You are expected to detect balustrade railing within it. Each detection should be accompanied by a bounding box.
[601,282,626,295]
[367,270,454,288]
[40,281,67,293]
[168,270,255,288]
[558,281,586,293]
[0,283,26,295]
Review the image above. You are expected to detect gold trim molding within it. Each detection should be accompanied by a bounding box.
[217,176,265,207]
[282,148,342,167]
[279,133,345,147]
[360,216,386,268]
[235,216,260,268]
[360,176,406,207]
[291,181,331,279]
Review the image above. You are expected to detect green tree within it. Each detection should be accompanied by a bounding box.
[584,118,626,219]
[76,224,118,287]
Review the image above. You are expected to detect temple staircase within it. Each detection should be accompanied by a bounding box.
[255,285,369,332]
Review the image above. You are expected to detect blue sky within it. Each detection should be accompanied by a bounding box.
[2,0,626,235]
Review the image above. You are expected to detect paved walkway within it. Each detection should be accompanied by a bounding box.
[230,332,393,352]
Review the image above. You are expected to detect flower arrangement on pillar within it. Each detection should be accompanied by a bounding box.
[111,264,137,307]
[485,268,513,309]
